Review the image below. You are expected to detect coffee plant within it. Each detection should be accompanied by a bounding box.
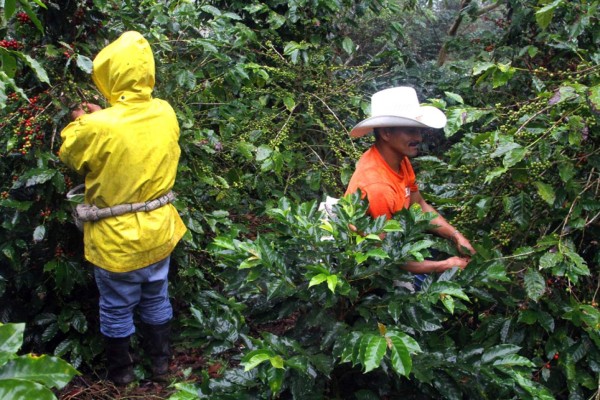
[0,322,78,399]
[0,0,598,398]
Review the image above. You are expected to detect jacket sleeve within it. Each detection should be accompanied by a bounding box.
[59,118,96,175]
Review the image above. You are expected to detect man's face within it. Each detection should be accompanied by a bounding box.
[385,127,425,158]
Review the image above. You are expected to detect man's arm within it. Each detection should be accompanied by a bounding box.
[401,256,469,274]
[410,190,476,255]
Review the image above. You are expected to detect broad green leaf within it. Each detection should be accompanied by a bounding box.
[0,323,24,365]
[359,335,386,373]
[12,168,56,189]
[267,366,285,393]
[269,355,285,369]
[383,219,403,232]
[535,0,563,30]
[472,62,495,76]
[326,275,338,293]
[481,344,521,364]
[267,12,286,29]
[32,225,45,243]
[492,354,535,367]
[491,142,521,158]
[523,269,546,302]
[539,251,562,270]
[484,166,508,183]
[445,92,464,104]
[1,52,17,78]
[200,5,221,16]
[342,37,354,54]
[239,257,261,269]
[502,147,527,168]
[558,162,576,183]
[256,145,272,161]
[386,334,411,376]
[3,0,16,20]
[309,273,328,288]
[75,55,93,74]
[504,192,532,228]
[0,355,78,389]
[440,295,455,314]
[283,96,295,112]
[533,181,556,205]
[17,53,49,84]
[588,84,600,114]
[241,350,273,371]
[0,379,56,400]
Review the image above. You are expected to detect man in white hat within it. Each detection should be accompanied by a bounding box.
[345,87,475,285]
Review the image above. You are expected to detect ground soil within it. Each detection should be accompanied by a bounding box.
[56,347,208,400]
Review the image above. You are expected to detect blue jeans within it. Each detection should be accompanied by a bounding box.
[94,257,173,338]
[413,273,427,291]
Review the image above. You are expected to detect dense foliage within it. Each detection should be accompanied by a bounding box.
[0,0,598,398]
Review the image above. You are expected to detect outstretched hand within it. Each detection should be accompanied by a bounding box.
[453,232,476,256]
[443,256,471,271]
[71,102,102,120]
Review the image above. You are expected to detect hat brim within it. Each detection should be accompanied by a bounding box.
[349,106,447,138]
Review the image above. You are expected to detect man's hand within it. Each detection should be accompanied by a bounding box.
[442,256,471,271]
[452,231,476,255]
[71,102,102,120]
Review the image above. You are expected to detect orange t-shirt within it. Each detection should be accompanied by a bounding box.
[345,145,418,219]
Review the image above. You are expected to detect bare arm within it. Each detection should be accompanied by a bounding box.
[410,190,476,255]
[401,256,470,274]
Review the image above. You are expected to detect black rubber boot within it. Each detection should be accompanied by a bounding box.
[140,320,171,381]
[104,335,135,386]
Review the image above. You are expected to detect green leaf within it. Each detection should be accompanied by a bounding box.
[75,55,93,74]
[359,334,386,373]
[326,274,338,293]
[588,84,600,115]
[267,366,285,393]
[241,349,273,371]
[504,192,532,228]
[0,355,78,389]
[283,96,295,112]
[267,12,286,29]
[502,147,528,168]
[535,0,564,30]
[0,323,24,365]
[309,273,328,288]
[523,269,546,302]
[539,251,562,270]
[342,37,354,55]
[32,225,45,243]
[481,344,521,364]
[386,334,410,376]
[256,145,272,161]
[200,5,222,16]
[440,295,455,314]
[533,181,556,205]
[269,355,284,369]
[492,354,535,367]
[445,92,464,104]
[17,53,50,84]
[3,0,16,20]
[0,379,56,400]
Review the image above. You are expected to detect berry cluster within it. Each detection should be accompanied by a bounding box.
[0,39,22,50]
[0,92,52,156]
[16,11,31,24]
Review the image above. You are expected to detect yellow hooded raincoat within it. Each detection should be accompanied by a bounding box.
[59,31,187,272]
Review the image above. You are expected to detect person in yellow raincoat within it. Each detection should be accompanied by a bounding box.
[60,31,187,385]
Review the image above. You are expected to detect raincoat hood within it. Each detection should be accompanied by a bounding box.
[92,31,155,105]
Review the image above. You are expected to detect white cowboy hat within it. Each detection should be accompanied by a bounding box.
[349,86,447,138]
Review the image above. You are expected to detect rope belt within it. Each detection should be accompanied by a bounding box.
[66,184,176,230]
